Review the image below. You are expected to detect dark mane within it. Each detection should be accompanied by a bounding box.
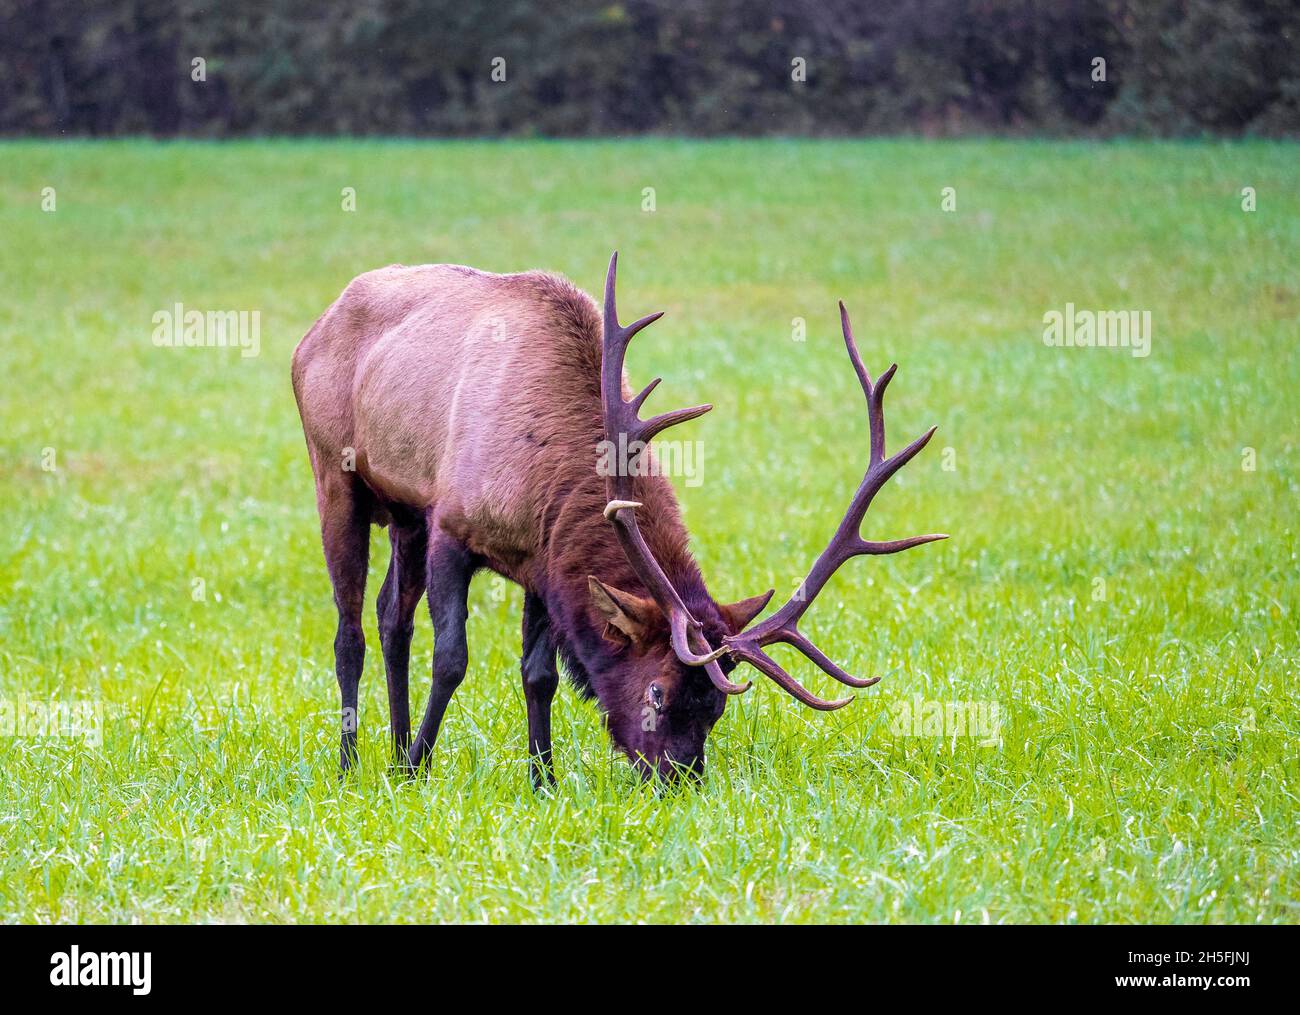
[520,271,713,695]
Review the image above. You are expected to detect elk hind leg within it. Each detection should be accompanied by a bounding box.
[317,473,371,775]
[408,528,475,772]
[376,515,428,766]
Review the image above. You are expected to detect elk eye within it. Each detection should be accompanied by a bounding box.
[648,683,664,712]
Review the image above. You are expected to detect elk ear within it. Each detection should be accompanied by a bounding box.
[718,589,775,633]
[588,576,657,645]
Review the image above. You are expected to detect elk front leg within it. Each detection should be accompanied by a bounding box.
[521,591,560,789]
[317,474,371,775]
[376,518,428,766]
[407,529,475,772]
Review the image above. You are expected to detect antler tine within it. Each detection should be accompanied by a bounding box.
[629,376,661,413]
[670,612,728,666]
[723,302,946,708]
[642,403,713,443]
[603,250,626,339]
[782,629,880,688]
[599,252,747,695]
[729,644,854,711]
[839,300,894,464]
[838,300,872,392]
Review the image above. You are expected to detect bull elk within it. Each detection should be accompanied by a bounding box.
[291,252,945,785]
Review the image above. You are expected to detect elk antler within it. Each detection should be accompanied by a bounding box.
[599,252,751,695]
[721,301,947,709]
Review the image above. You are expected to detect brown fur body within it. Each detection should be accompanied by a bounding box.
[293,264,748,782]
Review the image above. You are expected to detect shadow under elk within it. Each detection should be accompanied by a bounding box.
[291,252,945,785]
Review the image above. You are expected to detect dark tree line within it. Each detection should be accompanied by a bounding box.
[2,0,1297,137]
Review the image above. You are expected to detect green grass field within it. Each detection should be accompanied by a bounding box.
[0,139,1296,923]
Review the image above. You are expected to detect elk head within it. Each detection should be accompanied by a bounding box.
[592,252,947,782]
